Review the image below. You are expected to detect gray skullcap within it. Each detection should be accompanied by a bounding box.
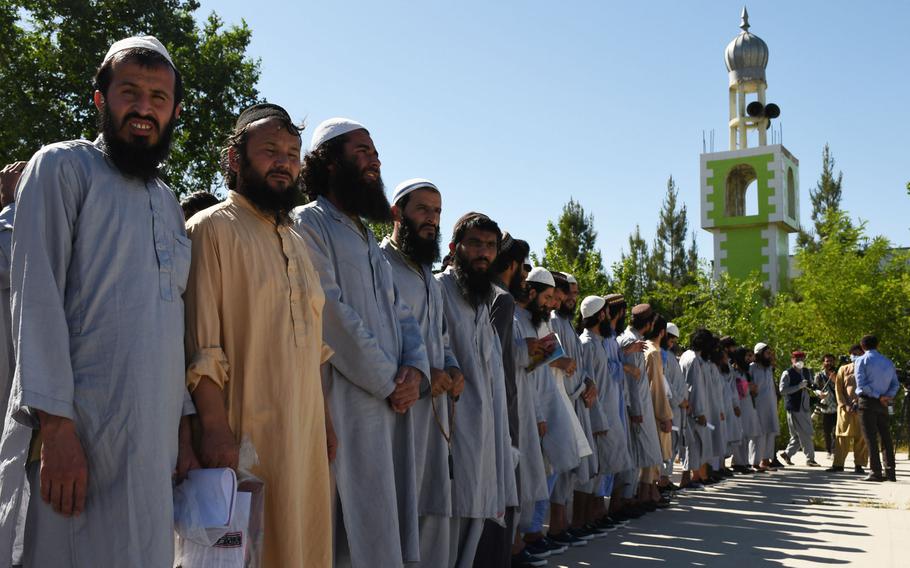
[580,295,606,318]
[392,178,439,205]
[526,267,555,287]
[310,117,366,151]
[103,35,176,71]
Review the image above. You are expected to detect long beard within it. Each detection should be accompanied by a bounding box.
[453,252,493,308]
[330,158,392,222]
[614,315,626,335]
[528,299,549,328]
[236,159,302,225]
[507,268,525,298]
[98,104,175,181]
[557,302,575,319]
[398,215,440,265]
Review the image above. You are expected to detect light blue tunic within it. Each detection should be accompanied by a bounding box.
[581,329,632,474]
[0,203,14,420]
[294,198,430,567]
[0,139,191,567]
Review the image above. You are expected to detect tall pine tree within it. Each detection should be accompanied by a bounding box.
[797,144,850,251]
[650,176,698,286]
[613,225,650,305]
[538,198,610,296]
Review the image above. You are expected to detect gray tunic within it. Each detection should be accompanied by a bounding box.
[0,203,14,420]
[750,362,781,435]
[508,307,549,507]
[0,140,191,567]
[663,349,688,432]
[680,351,712,468]
[379,239,457,519]
[704,363,727,458]
[721,369,743,449]
[549,314,596,487]
[618,327,662,468]
[294,198,430,566]
[437,269,518,520]
[580,330,632,474]
[735,369,762,438]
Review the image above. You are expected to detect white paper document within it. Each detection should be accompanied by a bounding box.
[174,468,238,532]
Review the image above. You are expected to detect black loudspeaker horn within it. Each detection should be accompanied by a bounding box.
[746,101,764,117]
[766,119,772,130]
[764,103,781,119]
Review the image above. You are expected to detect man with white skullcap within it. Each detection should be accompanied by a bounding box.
[659,323,689,490]
[294,120,430,567]
[379,179,465,567]
[514,268,584,558]
[750,342,782,470]
[0,36,194,565]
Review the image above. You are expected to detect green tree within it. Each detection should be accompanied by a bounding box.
[611,226,650,305]
[797,144,850,251]
[650,175,698,288]
[0,0,260,196]
[538,198,610,295]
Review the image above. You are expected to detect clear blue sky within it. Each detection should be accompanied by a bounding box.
[197,0,908,267]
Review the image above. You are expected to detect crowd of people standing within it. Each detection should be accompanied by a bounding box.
[0,36,903,568]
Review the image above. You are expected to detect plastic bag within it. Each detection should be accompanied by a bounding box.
[174,437,266,568]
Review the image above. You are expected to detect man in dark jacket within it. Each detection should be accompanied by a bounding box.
[779,351,820,467]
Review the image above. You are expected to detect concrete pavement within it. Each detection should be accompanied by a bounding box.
[549,453,910,567]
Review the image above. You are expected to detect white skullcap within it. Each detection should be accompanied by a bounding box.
[666,322,680,338]
[526,267,555,287]
[565,274,577,285]
[580,295,606,319]
[103,36,175,71]
[754,342,769,354]
[310,117,366,151]
[392,178,439,205]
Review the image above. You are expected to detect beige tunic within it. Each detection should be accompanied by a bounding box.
[645,341,673,461]
[835,363,862,438]
[184,192,332,567]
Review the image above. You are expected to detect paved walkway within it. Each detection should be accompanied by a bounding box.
[552,453,910,567]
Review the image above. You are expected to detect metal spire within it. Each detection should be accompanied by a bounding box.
[740,6,750,31]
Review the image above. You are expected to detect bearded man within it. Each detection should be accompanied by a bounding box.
[184,104,334,566]
[294,118,430,567]
[437,212,518,567]
[0,36,196,566]
[380,178,464,567]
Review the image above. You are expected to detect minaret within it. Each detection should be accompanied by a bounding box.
[700,7,799,294]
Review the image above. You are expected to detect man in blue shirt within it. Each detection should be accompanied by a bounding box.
[854,334,900,482]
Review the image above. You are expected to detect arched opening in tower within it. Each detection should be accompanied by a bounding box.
[724,163,758,217]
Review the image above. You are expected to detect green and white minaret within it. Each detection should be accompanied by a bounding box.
[700,7,799,293]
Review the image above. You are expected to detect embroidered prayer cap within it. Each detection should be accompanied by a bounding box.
[565,274,577,285]
[630,303,653,319]
[603,293,625,305]
[103,36,176,71]
[580,296,606,319]
[233,103,295,131]
[392,178,438,205]
[754,342,769,355]
[310,117,367,151]
[666,322,680,338]
[526,267,555,287]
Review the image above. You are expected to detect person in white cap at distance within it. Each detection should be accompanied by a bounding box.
[514,267,583,560]
[294,119,431,567]
[577,295,631,532]
[379,178,465,567]
[544,273,598,546]
[0,36,196,566]
[659,323,689,490]
[436,212,518,567]
[750,342,781,471]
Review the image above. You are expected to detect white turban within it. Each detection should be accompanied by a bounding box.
[526,267,555,287]
[580,295,606,318]
[392,178,438,205]
[310,117,366,151]
[103,36,175,71]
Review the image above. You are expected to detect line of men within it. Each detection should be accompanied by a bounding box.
[0,34,902,568]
